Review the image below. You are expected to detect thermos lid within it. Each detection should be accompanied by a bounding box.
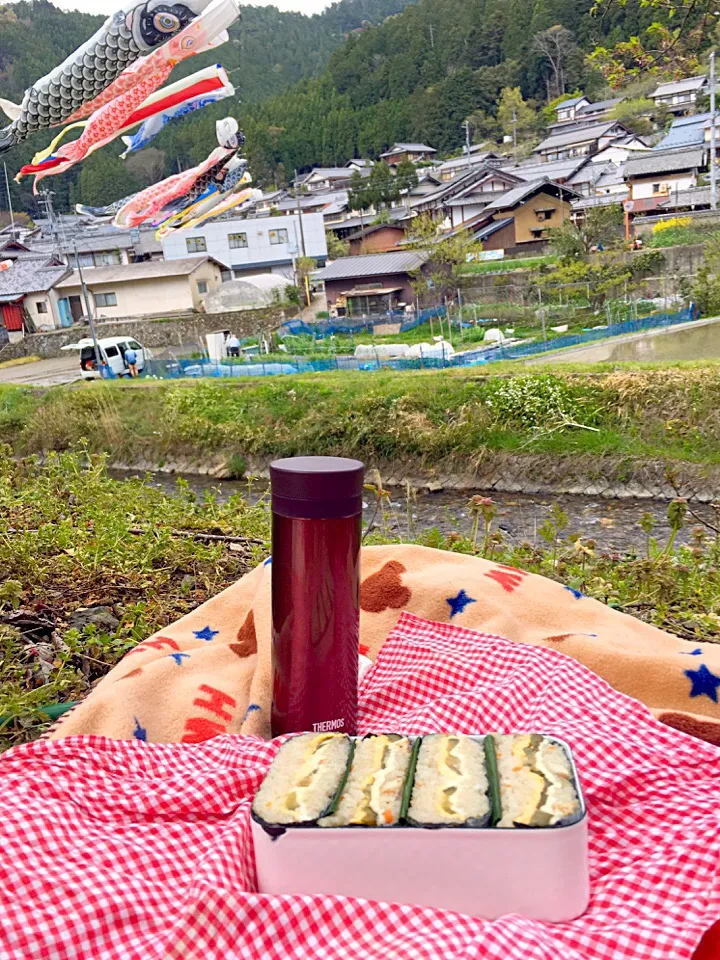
[271,456,365,519]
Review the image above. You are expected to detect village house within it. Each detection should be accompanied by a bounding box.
[650,76,707,116]
[534,121,630,162]
[457,180,580,255]
[161,213,328,281]
[0,256,71,337]
[296,167,359,193]
[574,97,625,125]
[435,150,499,182]
[555,96,590,124]
[346,221,410,255]
[623,146,706,214]
[54,257,224,321]
[443,167,525,230]
[379,143,437,166]
[316,250,430,318]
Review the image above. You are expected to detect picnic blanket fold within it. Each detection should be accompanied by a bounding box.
[48,544,720,747]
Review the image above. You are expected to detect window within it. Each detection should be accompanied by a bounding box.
[127,341,142,351]
[269,228,289,245]
[536,210,555,222]
[186,237,207,253]
[105,346,119,358]
[197,281,208,294]
[36,301,48,314]
[96,251,122,267]
[530,229,544,239]
[221,269,232,283]
[72,252,94,268]
[229,233,248,249]
[95,292,117,307]
[652,183,662,194]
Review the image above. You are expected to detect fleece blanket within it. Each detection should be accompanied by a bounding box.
[50,545,720,747]
[3,613,720,959]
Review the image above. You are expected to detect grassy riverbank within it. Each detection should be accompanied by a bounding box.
[3,363,720,470]
[3,450,720,749]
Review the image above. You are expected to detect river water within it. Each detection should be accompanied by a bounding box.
[121,472,713,554]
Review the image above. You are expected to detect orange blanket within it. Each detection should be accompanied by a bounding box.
[50,544,720,747]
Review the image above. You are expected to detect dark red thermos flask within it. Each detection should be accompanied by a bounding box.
[270,456,365,738]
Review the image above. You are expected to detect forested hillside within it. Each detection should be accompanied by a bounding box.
[240,0,709,177]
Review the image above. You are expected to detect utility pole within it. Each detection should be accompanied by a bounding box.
[74,240,103,375]
[711,49,717,211]
[429,23,435,49]
[293,168,310,307]
[512,107,518,157]
[3,163,15,238]
[463,120,472,169]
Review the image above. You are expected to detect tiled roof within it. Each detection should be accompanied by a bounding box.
[624,147,705,178]
[535,121,625,153]
[0,258,69,302]
[316,251,430,281]
[56,256,217,288]
[652,76,707,97]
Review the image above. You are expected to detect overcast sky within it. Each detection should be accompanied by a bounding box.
[59,1,329,13]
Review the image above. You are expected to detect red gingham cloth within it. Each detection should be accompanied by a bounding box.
[1,612,720,960]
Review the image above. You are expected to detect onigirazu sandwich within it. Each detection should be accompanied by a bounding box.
[252,733,353,826]
[492,734,580,828]
[319,734,413,827]
[407,734,491,827]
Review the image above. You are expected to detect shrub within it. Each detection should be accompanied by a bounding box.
[652,217,692,235]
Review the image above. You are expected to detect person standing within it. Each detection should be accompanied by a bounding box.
[124,346,138,378]
[227,333,241,358]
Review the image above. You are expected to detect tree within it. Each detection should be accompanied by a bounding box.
[326,231,350,259]
[588,0,716,86]
[497,87,537,145]
[693,235,720,315]
[466,109,501,144]
[395,158,419,194]
[547,205,625,259]
[609,98,656,137]
[405,213,483,305]
[368,160,400,206]
[77,151,139,207]
[124,147,167,188]
[532,25,579,99]
[348,169,374,212]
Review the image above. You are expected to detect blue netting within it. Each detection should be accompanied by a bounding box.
[144,306,699,381]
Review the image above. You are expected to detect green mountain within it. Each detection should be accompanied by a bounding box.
[239,0,681,177]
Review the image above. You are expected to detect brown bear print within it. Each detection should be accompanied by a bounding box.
[231,609,258,659]
[361,561,412,614]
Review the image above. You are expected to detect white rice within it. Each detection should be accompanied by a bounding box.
[319,735,412,827]
[252,733,351,825]
[408,734,489,825]
[494,734,579,828]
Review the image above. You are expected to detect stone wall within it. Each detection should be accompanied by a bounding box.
[0,308,287,361]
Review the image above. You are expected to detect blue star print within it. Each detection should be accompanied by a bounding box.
[685,664,720,703]
[681,649,703,656]
[564,586,584,600]
[133,717,147,741]
[168,653,191,666]
[263,557,272,567]
[194,626,219,642]
[447,589,477,618]
[242,704,262,723]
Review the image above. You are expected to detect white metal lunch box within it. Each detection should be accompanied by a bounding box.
[250,734,590,922]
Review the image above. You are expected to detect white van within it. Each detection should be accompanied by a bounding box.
[62,337,147,380]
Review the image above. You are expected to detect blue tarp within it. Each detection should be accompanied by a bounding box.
[144,306,699,381]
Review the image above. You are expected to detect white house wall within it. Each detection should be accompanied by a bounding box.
[631,173,696,199]
[161,214,328,279]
